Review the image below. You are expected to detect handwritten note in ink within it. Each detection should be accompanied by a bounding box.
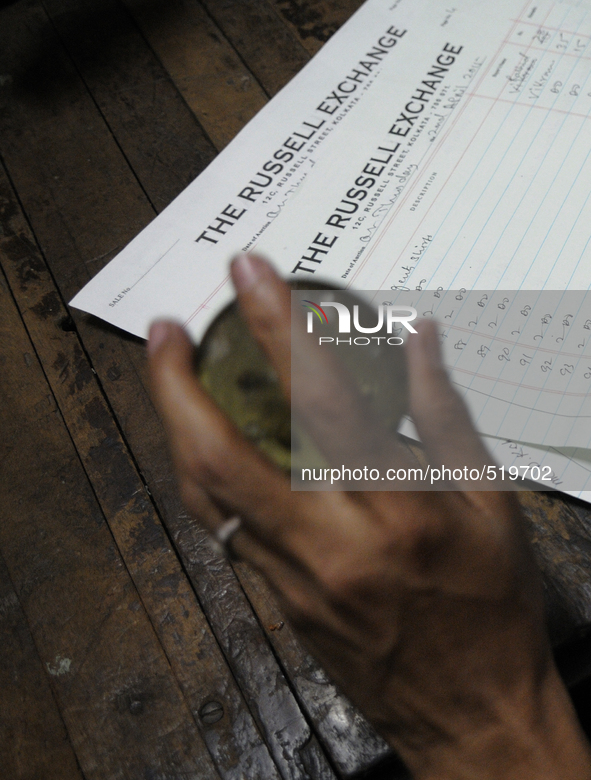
[377,290,591,448]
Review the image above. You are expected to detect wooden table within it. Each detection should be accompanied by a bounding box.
[1,2,591,778]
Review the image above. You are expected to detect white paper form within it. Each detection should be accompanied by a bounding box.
[358,2,591,294]
[70,0,565,340]
[485,436,591,498]
[399,414,591,496]
[256,0,591,449]
[69,0,591,495]
[70,0,434,339]
[363,287,591,494]
[257,0,591,294]
[369,289,591,448]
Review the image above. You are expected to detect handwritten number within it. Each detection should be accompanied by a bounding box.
[541,359,553,373]
[534,314,552,341]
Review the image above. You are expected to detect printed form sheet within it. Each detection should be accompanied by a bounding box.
[362,289,591,449]
[71,0,428,338]
[70,0,572,339]
[258,0,591,294]
[70,0,591,497]
[251,0,591,496]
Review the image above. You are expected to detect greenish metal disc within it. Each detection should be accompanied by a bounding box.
[196,283,408,473]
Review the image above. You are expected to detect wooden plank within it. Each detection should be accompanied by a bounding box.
[0,4,337,777]
[41,0,217,211]
[0,551,84,780]
[4,0,591,776]
[0,162,283,780]
[234,563,397,777]
[519,492,591,645]
[270,0,365,56]
[0,269,219,780]
[170,515,339,779]
[60,338,339,777]
[119,0,269,149]
[197,0,311,96]
[0,3,154,286]
[30,1,395,772]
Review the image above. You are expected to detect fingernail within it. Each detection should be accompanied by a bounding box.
[231,253,263,293]
[148,321,172,357]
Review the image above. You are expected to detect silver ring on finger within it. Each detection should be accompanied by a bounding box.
[211,516,242,559]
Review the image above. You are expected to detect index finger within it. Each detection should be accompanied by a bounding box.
[231,254,414,471]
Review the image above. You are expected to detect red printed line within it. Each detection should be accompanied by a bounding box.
[183,274,231,328]
[450,364,590,397]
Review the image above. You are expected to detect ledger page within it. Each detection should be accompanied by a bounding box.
[258,0,591,295]
[70,0,422,338]
[69,0,565,340]
[69,0,591,496]
[256,0,591,449]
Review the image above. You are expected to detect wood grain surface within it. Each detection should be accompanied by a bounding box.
[0,244,219,780]
[0,1,590,778]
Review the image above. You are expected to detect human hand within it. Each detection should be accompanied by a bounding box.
[148,255,591,780]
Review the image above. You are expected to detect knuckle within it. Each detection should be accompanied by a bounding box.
[397,498,449,545]
[391,507,453,576]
